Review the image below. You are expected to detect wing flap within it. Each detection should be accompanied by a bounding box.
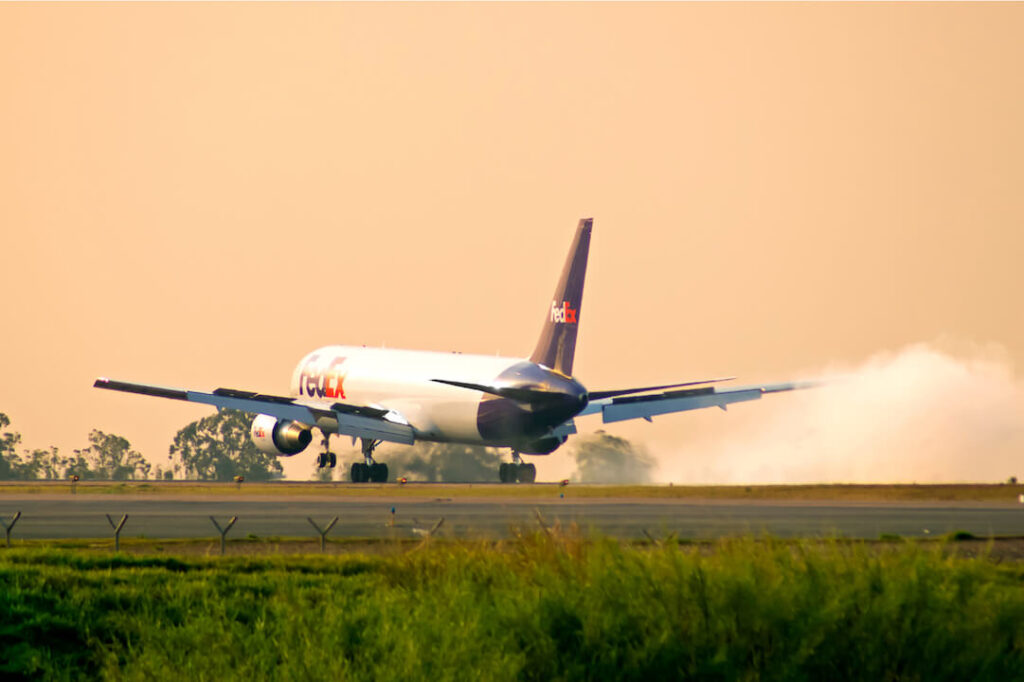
[95,378,415,445]
[332,412,415,444]
[587,377,735,401]
[186,390,317,424]
[601,387,765,423]
[591,381,817,424]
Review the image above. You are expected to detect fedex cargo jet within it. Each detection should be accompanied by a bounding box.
[95,219,811,483]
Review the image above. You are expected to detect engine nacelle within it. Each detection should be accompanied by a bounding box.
[518,434,568,455]
[250,414,313,457]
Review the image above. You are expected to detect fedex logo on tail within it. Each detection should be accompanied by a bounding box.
[550,300,578,324]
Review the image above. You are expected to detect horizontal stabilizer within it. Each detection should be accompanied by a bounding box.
[430,378,568,404]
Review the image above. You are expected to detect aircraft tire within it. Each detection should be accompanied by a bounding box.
[328,453,337,468]
[518,463,537,483]
[370,463,388,483]
[498,463,510,483]
[351,462,367,483]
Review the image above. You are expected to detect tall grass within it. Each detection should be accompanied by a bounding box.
[1,536,1022,680]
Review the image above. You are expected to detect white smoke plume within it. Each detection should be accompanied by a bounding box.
[651,343,1024,484]
[569,431,657,484]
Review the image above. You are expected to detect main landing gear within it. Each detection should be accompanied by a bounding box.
[350,438,388,483]
[316,434,388,482]
[316,434,337,469]
[499,451,536,484]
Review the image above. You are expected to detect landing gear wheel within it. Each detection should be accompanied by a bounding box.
[351,462,368,483]
[369,462,388,483]
[499,451,536,483]
[352,438,387,483]
[518,463,537,483]
[317,432,335,470]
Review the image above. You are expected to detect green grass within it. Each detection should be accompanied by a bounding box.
[2,536,1023,680]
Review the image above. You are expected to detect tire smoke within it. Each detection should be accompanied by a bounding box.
[382,441,504,482]
[651,343,1024,484]
[569,431,656,483]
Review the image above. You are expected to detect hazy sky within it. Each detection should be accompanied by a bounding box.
[2,3,1022,482]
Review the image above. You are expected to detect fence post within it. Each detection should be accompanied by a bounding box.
[210,516,237,556]
[307,516,339,552]
[2,511,21,548]
[533,508,551,536]
[106,514,128,552]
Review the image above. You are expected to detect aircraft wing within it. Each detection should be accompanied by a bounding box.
[579,380,818,424]
[93,378,415,445]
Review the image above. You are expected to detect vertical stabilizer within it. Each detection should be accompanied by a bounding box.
[529,218,592,376]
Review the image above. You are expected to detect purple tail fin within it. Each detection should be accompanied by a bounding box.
[529,218,592,376]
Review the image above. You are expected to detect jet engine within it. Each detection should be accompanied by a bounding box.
[250,414,313,456]
[518,434,568,455]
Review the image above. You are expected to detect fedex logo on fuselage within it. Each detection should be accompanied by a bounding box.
[298,355,348,400]
[550,300,578,324]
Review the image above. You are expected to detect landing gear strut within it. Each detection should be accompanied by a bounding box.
[499,451,536,484]
[350,438,388,483]
[316,433,337,469]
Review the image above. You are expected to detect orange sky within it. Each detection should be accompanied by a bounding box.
[2,3,1022,482]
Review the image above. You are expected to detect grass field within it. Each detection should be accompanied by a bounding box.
[2,479,1023,502]
[2,534,1023,680]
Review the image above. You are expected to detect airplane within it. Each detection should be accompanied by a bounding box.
[94,218,813,483]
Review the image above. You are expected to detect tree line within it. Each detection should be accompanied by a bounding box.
[2,410,653,483]
[0,410,281,482]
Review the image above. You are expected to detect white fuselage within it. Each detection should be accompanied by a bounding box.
[289,346,526,444]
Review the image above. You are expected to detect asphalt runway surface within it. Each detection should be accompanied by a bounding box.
[2,495,1024,541]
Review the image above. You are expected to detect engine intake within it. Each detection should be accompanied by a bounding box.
[250,414,313,457]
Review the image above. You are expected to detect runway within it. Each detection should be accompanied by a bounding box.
[2,495,1023,541]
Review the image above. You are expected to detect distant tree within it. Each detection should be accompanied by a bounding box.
[384,441,504,482]
[0,413,24,479]
[21,446,63,480]
[0,413,49,480]
[64,451,99,480]
[75,430,151,480]
[169,410,283,481]
[570,431,655,484]
[151,464,175,481]
[0,414,149,481]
